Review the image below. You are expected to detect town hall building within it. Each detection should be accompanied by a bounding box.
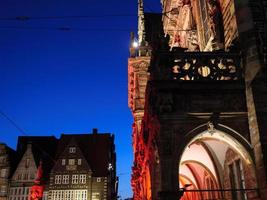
[128,0,267,199]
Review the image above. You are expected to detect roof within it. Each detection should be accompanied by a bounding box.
[16,136,58,181]
[56,132,115,177]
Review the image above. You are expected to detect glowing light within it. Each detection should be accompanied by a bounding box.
[132,41,139,48]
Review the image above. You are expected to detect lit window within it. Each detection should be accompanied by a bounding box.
[62,175,69,184]
[55,175,61,184]
[72,175,79,184]
[0,169,7,178]
[78,159,82,165]
[92,192,100,200]
[69,147,76,153]
[97,177,101,182]
[80,175,86,184]
[68,159,75,165]
[62,159,66,165]
[51,190,87,200]
[0,186,6,193]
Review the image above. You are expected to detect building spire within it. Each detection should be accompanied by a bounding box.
[138,0,145,44]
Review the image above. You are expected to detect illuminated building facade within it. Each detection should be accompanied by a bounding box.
[48,130,117,200]
[8,136,58,200]
[1,130,117,200]
[128,0,267,200]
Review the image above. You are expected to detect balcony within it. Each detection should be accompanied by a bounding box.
[150,48,242,81]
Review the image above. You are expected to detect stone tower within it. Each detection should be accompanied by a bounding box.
[128,0,267,200]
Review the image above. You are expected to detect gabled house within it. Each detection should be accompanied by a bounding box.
[49,129,117,200]
[8,136,58,200]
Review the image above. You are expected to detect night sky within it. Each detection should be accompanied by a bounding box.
[0,0,161,199]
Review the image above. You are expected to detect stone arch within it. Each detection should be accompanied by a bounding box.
[175,123,254,165]
[173,123,258,199]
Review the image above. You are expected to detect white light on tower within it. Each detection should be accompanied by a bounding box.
[132,41,139,48]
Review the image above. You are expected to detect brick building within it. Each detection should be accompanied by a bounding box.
[128,0,267,200]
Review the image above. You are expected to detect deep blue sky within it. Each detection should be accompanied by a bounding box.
[0,0,161,199]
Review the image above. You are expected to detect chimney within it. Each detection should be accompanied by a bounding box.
[92,128,98,134]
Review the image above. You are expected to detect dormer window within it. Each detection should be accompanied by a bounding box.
[69,147,76,153]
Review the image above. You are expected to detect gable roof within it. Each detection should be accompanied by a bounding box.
[56,132,115,177]
[16,136,58,181]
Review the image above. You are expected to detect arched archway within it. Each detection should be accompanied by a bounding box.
[178,125,258,200]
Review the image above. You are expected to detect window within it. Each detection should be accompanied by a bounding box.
[24,173,28,180]
[72,175,78,184]
[0,186,7,193]
[55,175,61,184]
[51,190,87,200]
[78,159,82,165]
[68,159,75,165]
[69,147,76,153]
[228,159,247,200]
[80,175,86,184]
[30,173,35,179]
[62,175,69,184]
[0,169,7,178]
[0,156,6,164]
[17,174,22,180]
[62,159,66,165]
[235,159,247,200]
[92,192,100,200]
[43,191,48,200]
[25,158,30,168]
[97,177,101,182]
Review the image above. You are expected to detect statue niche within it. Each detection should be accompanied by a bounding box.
[173,0,199,51]
[206,0,224,49]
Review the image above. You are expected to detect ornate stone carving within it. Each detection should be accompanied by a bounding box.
[207,0,224,48]
[172,54,240,80]
[133,61,149,71]
[207,121,215,134]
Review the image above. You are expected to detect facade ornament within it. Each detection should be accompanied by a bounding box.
[207,121,216,134]
[207,0,223,49]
